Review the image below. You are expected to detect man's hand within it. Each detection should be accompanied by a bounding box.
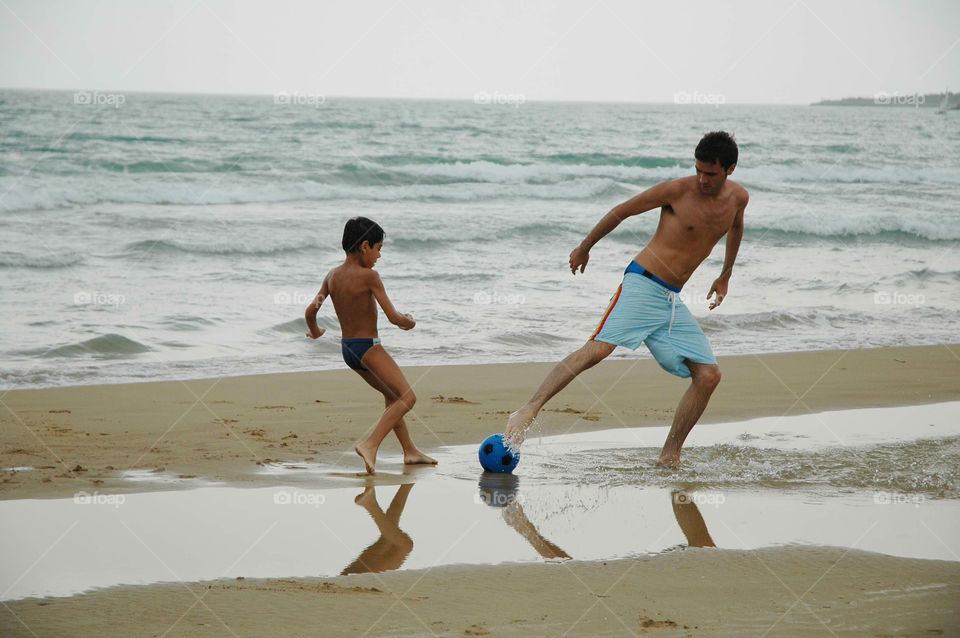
[305,327,326,339]
[569,245,590,275]
[707,278,728,310]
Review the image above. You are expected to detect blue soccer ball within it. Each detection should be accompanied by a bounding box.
[478,434,519,473]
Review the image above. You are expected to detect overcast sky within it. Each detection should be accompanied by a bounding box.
[1,0,958,104]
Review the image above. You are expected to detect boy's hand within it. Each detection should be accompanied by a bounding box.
[399,313,415,330]
[306,327,326,339]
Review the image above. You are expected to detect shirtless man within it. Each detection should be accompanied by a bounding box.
[505,131,748,465]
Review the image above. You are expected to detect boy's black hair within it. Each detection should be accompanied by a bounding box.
[342,216,385,254]
[695,131,738,169]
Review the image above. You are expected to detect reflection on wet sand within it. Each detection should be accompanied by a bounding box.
[502,499,570,559]
[342,480,722,578]
[341,484,415,575]
[478,472,570,559]
[671,490,717,548]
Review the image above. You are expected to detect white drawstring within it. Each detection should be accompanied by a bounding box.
[666,290,677,335]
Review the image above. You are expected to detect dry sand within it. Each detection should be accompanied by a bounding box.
[1,344,959,636]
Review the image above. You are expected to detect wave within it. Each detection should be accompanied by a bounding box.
[269,318,308,334]
[122,238,319,257]
[0,252,84,269]
[156,315,219,331]
[94,159,246,174]
[0,177,630,212]
[698,309,860,334]
[34,334,152,359]
[744,220,960,243]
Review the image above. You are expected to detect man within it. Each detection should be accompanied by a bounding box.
[505,131,748,465]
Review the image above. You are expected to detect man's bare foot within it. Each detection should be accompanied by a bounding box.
[657,451,682,467]
[403,451,437,466]
[355,444,376,475]
[505,406,537,446]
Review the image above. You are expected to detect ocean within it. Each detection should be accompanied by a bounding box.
[1,90,958,389]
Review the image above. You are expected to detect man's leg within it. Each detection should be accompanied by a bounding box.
[506,340,616,443]
[658,361,721,465]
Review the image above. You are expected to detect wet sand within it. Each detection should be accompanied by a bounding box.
[3,547,958,637]
[2,344,959,636]
[2,344,958,500]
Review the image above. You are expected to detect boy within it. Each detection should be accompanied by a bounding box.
[306,216,437,474]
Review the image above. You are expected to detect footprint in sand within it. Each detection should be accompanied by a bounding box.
[431,395,478,405]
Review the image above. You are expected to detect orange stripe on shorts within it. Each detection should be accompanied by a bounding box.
[589,284,622,340]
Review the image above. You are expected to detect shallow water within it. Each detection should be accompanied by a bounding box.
[1,403,958,601]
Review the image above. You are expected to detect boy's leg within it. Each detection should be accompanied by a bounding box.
[505,340,616,443]
[658,361,721,465]
[354,345,434,473]
[356,365,437,467]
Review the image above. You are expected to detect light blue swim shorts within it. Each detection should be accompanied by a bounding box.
[590,262,717,379]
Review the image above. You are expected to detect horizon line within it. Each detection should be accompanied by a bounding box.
[0,85,816,106]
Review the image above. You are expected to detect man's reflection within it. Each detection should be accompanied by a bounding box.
[670,490,716,548]
[341,484,414,575]
[479,473,570,560]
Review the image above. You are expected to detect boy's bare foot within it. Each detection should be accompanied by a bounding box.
[355,444,376,475]
[354,486,376,507]
[505,406,536,446]
[403,451,437,466]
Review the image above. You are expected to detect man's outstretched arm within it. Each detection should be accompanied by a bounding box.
[570,180,677,274]
[708,194,747,309]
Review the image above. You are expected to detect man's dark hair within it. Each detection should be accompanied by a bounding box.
[342,216,385,254]
[695,131,738,169]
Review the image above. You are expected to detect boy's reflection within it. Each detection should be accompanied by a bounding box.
[341,484,414,575]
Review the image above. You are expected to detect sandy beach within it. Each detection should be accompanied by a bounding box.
[2,344,958,500]
[2,344,959,636]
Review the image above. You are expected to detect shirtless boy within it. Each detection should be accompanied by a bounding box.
[505,131,748,465]
[306,216,436,474]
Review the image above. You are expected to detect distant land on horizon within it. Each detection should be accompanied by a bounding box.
[813,92,960,108]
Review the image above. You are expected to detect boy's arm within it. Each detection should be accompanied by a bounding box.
[570,180,679,274]
[708,191,747,310]
[305,275,329,339]
[369,271,415,330]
